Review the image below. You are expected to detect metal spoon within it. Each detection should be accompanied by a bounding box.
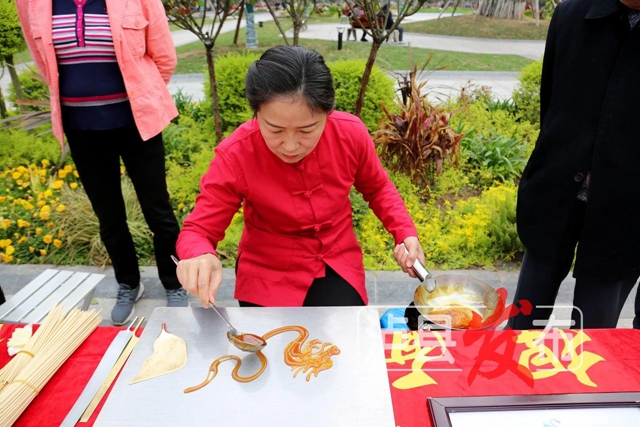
[171,255,267,352]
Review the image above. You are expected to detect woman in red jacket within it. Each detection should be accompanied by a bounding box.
[176,46,424,307]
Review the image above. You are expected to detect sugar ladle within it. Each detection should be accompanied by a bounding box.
[170,255,267,352]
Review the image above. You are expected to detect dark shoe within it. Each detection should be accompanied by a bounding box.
[166,288,189,307]
[111,283,144,326]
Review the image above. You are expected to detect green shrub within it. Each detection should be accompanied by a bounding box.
[329,60,395,132]
[166,143,215,221]
[163,116,216,168]
[421,183,522,268]
[457,101,538,148]
[0,128,61,170]
[512,60,542,126]
[172,89,209,124]
[8,66,49,111]
[203,52,259,133]
[461,130,528,184]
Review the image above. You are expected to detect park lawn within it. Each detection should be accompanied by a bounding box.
[401,14,550,40]
[175,20,532,74]
[12,50,33,65]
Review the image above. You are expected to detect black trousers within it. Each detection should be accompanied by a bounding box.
[239,265,365,307]
[508,201,639,329]
[65,126,181,290]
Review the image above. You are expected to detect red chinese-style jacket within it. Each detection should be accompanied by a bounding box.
[177,111,418,306]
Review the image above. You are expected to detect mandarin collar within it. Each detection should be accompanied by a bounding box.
[585,0,624,19]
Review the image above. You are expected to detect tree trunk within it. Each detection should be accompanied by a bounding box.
[205,46,223,142]
[245,2,257,48]
[534,0,539,26]
[5,56,25,111]
[0,85,7,119]
[477,0,526,20]
[233,1,245,45]
[293,23,301,46]
[438,0,452,19]
[451,0,460,17]
[264,0,290,45]
[355,41,381,117]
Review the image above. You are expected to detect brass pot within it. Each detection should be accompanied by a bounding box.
[412,274,502,330]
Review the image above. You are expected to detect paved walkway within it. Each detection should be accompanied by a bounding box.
[1,264,636,329]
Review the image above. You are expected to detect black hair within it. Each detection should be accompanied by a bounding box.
[245,46,335,114]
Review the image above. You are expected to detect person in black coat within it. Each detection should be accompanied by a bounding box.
[509,0,640,330]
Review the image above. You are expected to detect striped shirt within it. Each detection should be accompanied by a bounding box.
[53,0,134,130]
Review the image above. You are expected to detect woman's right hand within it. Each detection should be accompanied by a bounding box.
[175,253,222,307]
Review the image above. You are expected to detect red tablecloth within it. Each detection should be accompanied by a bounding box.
[1,325,640,426]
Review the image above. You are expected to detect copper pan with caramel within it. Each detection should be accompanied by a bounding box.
[413,275,502,330]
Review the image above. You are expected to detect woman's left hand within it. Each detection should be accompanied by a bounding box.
[393,236,426,278]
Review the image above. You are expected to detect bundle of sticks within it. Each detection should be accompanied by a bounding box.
[0,304,101,425]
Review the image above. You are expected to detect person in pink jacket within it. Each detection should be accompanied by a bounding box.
[176,46,425,308]
[16,0,187,325]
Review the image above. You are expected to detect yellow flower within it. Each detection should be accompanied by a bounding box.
[73,170,79,178]
[17,219,30,228]
[1,254,14,263]
[43,189,53,198]
[70,182,78,190]
[39,208,50,221]
[1,219,11,229]
[177,202,185,210]
[39,169,46,177]
[21,182,29,188]
[17,236,27,244]
[56,204,66,213]
[29,246,34,253]
[35,227,42,235]
[22,201,34,211]
[37,200,46,207]
[39,249,47,256]
[53,239,62,248]
[0,196,5,203]
[47,222,55,230]
[41,159,50,167]
[58,170,67,179]
[64,165,73,173]
[57,230,65,237]
[11,172,21,180]
[0,239,11,248]
[43,235,53,244]
[16,179,23,185]
[5,246,15,256]
[120,166,126,174]
[51,180,64,190]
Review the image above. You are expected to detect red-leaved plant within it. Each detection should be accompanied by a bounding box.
[373,63,464,192]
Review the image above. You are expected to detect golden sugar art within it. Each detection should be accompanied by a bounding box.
[184,325,340,393]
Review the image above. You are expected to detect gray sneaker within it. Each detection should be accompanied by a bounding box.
[166,288,189,307]
[111,283,144,326]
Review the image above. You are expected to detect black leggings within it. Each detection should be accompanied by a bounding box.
[239,265,364,307]
[65,126,181,290]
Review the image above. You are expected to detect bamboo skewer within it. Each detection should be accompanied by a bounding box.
[0,304,66,393]
[0,305,102,426]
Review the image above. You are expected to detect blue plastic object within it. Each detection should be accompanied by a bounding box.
[380,307,409,330]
